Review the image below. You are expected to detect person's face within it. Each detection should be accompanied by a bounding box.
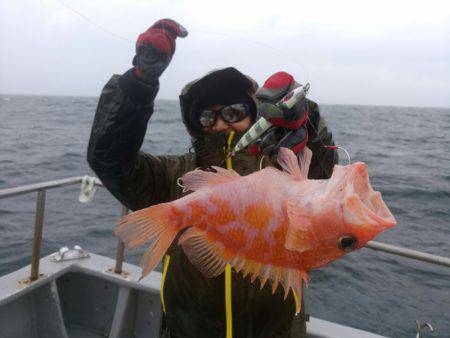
[202,105,252,134]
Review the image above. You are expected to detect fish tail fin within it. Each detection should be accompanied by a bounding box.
[114,203,182,279]
[138,225,178,280]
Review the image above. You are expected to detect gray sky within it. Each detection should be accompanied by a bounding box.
[1,0,449,107]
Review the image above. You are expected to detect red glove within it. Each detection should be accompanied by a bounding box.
[133,19,188,82]
[256,72,308,129]
[253,72,309,160]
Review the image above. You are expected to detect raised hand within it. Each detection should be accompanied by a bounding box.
[133,19,188,82]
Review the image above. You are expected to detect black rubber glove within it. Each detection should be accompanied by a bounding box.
[133,19,188,82]
[258,125,308,160]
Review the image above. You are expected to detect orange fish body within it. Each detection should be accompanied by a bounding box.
[115,147,396,313]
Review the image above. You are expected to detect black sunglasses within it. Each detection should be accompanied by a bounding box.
[199,103,251,128]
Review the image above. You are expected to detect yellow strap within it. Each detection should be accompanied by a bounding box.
[224,130,299,321]
[160,254,171,314]
[225,264,233,338]
[226,131,235,170]
[225,131,235,338]
[161,131,296,333]
[292,288,300,311]
[158,132,237,336]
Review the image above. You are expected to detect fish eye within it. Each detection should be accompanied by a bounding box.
[338,235,358,252]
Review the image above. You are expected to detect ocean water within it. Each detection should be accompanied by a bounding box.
[0,94,449,337]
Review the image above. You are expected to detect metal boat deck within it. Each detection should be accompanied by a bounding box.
[0,252,162,338]
[0,252,387,338]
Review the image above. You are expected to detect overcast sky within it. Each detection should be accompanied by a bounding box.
[1,0,449,107]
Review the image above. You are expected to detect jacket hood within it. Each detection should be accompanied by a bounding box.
[179,67,259,138]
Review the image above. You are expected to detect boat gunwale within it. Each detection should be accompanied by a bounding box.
[0,252,160,307]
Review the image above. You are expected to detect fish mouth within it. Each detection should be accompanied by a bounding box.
[343,162,396,246]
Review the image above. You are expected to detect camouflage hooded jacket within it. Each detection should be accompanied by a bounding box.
[87,68,338,338]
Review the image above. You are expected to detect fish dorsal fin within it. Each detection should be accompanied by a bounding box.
[277,147,312,180]
[180,166,240,192]
[178,227,228,277]
[285,194,318,252]
[297,147,312,179]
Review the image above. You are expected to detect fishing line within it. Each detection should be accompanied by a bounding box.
[326,145,351,165]
[189,28,310,84]
[306,113,352,165]
[177,167,201,193]
[55,0,132,43]
[176,177,189,193]
[259,155,266,170]
[55,1,310,82]
[54,1,351,164]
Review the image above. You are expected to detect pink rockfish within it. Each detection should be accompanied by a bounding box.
[115,147,396,313]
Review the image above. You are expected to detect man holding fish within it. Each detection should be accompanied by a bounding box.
[88,19,395,338]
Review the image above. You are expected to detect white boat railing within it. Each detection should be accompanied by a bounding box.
[0,175,449,283]
[0,176,126,281]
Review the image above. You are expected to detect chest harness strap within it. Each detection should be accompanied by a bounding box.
[159,132,236,332]
[224,131,235,338]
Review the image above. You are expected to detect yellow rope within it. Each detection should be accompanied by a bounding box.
[292,288,300,311]
[225,264,233,338]
[226,131,235,169]
[160,254,171,314]
[161,131,296,333]
[225,131,235,338]
[225,131,299,317]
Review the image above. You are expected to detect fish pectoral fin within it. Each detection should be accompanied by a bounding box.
[285,226,317,252]
[180,166,240,192]
[277,147,312,180]
[286,197,318,252]
[178,227,228,278]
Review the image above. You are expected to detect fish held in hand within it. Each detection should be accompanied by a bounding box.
[114,147,396,313]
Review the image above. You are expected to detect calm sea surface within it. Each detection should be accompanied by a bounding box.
[0,95,449,337]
